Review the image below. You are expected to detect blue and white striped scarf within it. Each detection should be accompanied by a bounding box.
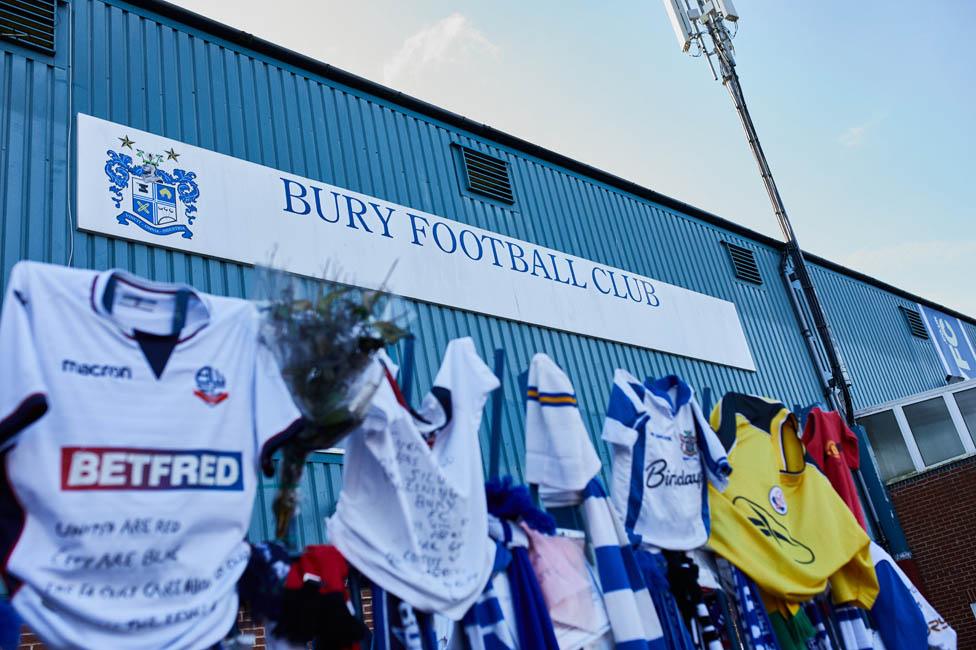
[834,605,873,650]
[581,479,665,650]
[370,583,439,650]
[463,580,518,650]
[462,541,517,650]
[729,565,779,650]
[802,602,832,650]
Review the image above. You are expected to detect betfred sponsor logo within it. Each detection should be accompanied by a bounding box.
[61,447,243,491]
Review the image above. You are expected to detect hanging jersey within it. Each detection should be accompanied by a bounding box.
[327,337,499,620]
[705,394,878,608]
[602,371,730,550]
[869,542,955,650]
[0,261,302,650]
[525,353,601,493]
[801,408,867,529]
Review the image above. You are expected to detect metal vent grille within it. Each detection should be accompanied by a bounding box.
[900,306,929,339]
[458,146,514,204]
[722,241,762,284]
[0,0,56,54]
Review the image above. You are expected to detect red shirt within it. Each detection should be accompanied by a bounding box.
[801,408,867,530]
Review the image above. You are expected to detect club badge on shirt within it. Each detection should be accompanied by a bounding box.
[825,440,841,458]
[768,486,788,515]
[194,366,228,405]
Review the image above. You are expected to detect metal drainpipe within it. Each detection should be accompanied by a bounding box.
[780,251,890,548]
[780,251,833,405]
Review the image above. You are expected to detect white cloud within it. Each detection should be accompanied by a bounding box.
[838,125,867,148]
[838,113,887,149]
[382,13,499,87]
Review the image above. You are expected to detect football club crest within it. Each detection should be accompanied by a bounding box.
[104,136,200,239]
[679,429,698,457]
[194,366,228,406]
[825,440,841,458]
[768,485,788,515]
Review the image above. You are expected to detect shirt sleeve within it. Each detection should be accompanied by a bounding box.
[693,400,732,490]
[800,411,825,465]
[600,371,642,447]
[253,336,304,477]
[0,263,49,445]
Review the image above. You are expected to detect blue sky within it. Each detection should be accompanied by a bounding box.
[173,0,976,315]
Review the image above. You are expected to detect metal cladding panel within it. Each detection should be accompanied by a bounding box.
[0,0,967,539]
[808,264,951,411]
[249,452,345,546]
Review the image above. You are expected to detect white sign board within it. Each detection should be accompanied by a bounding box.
[76,113,756,371]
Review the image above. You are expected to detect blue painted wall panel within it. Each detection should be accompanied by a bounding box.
[808,264,953,410]
[249,452,345,547]
[0,0,969,542]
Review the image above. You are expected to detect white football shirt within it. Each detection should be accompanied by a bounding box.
[869,542,957,650]
[327,337,499,620]
[602,371,730,551]
[0,261,301,650]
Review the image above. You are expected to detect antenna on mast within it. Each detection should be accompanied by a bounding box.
[658,0,854,425]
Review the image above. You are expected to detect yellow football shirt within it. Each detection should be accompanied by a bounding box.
[706,394,878,608]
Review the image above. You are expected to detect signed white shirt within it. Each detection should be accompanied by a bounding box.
[328,337,499,620]
[0,261,301,649]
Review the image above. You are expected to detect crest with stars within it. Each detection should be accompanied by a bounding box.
[104,134,200,239]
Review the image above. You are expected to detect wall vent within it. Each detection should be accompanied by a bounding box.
[0,0,56,54]
[900,306,929,339]
[722,241,762,285]
[457,146,515,204]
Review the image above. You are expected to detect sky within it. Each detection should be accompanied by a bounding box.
[171,0,976,316]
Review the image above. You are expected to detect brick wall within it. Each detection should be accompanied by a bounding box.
[15,628,42,650]
[888,454,976,648]
[236,608,267,650]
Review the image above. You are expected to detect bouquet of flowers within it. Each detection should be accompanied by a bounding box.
[258,266,409,539]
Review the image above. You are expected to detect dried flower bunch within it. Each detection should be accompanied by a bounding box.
[258,266,409,539]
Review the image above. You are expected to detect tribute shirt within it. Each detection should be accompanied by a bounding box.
[327,337,499,620]
[869,542,956,650]
[602,371,730,550]
[800,408,867,529]
[705,394,878,609]
[0,261,302,649]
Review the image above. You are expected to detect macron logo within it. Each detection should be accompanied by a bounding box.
[62,359,132,379]
[60,447,243,491]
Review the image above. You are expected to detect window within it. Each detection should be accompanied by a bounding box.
[0,0,56,54]
[953,387,976,447]
[858,410,915,481]
[857,381,976,483]
[902,397,965,466]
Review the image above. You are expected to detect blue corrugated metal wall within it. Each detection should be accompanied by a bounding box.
[809,264,954,411]
[0,0,968,541]
[248,452,345,547]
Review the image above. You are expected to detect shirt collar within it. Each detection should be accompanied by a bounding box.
[90,268,211,340]
[644,374,692,415]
